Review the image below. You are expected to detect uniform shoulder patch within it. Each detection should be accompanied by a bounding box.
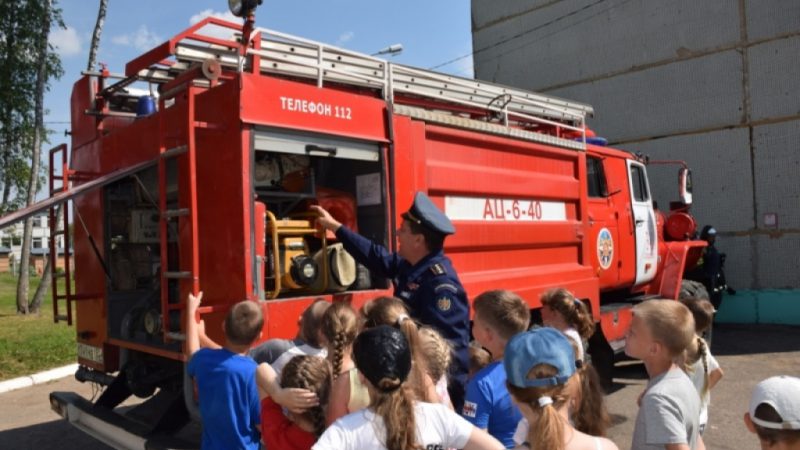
[462,400,478,418]
[429,263,447,276]
[436,296,452,312]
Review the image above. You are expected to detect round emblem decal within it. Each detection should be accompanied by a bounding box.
[437,297,451,312]
[597,228,614,270]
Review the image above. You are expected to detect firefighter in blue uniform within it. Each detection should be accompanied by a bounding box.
[311,192,470,410]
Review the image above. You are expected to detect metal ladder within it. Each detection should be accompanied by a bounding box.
[157,86,201,343]
[98,18,592,147]
[48,144,74,324]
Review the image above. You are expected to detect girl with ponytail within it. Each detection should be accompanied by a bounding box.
[504,328,618,450]
[680,297,724,435]
[260,355,333,450]
[540,288,595,361]
[320,301,370,424]
[360,296,439,404]
[312,325,504,450]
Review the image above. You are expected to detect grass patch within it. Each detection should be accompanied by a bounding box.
[0,272,75,381]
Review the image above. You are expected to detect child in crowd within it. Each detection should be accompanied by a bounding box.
[419,325,455,409]
[469,341,493,380]
[511,328,612,446]
[361,296,439,403]
[313,325,505,450]
[625,299,705,450]
[680,297,724,435]
[260,355,333,450]
[464,289,530,447]
[263,298,330,377]
[505,327,618,450]
[185,292,263,450]
[540,288,595,361]
[320,301,370,424]
[249,298,330,367]
[744,376,800,450]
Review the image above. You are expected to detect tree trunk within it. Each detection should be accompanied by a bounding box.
[31,205,64,313]
[86,0,108,71]
[17,0,53,315]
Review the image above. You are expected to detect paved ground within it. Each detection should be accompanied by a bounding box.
[606,324,800,450]
[1,323,798,449]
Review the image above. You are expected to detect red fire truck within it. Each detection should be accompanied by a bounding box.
[0,6,705,448]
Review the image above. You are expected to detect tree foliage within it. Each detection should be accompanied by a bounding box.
[0,0,64,215]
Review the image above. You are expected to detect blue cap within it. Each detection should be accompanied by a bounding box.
[402,192,455,236]
[504,328,576,388]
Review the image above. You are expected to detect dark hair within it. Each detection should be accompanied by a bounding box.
[404,216,445,252]
[281,355,333,437]
[680,297,715,334]
[224,301,264,345]
[753,403,800,446]
[300,298,330,347]
[473,290,531,340]
[540,288,595,339]
[321,302,359,377]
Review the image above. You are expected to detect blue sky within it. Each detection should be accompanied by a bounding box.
[45,0,474,136]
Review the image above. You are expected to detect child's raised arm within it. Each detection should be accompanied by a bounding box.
[185,292,203,357]
[256,362,319,413]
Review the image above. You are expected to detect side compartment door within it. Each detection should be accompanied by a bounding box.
[586,156,620,288]
[626,160,658,285]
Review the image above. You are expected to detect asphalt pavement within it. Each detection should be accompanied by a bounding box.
[1,323,798,449]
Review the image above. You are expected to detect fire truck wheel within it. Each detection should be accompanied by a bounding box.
[678,280,714,346]
[679,280,709,302]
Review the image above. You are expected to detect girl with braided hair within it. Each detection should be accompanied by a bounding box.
[680,297,724,435]
[313,325,504,450]
[260,355,333,450]
[360,296,439,404]
[505,328,618,450]
[320,301,370,424]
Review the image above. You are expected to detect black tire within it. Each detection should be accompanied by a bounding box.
[679,279,709,301]
[678,279,714,347]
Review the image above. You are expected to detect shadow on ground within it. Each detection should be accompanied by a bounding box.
[711,323,800,356]
[0,419,112,450]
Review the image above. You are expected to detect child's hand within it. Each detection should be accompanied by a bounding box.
[188,291,203,313]
[274,387,319,414]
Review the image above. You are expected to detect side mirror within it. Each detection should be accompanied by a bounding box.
[679,168,693,205]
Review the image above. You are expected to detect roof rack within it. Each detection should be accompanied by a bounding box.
[95,17,593,148]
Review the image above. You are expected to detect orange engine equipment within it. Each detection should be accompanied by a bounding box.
[665,211,697,241]
[314,187,358,239]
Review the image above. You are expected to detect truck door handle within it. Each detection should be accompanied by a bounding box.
[305,144,337,157]
[635,219,644,225]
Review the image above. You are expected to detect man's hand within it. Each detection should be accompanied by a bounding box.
[310,205,342,232]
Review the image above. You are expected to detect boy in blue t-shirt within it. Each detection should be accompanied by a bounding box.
[463,290,530,447]
[186,292,263,450]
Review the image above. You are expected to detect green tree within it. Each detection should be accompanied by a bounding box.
[8,0,64,314]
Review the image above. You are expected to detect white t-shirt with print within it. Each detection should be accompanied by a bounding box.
[312,401,474,450]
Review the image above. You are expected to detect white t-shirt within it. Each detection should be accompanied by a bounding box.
[270,344,327,378]
[312,401,474,450]
[563,327,585,362]
[688,345,720,428]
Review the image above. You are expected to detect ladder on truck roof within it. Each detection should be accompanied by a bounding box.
[96,17,593,150]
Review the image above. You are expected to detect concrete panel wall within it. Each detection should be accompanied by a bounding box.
[756,234,800,289]
[746,0,800,41]
[753,120,800,230]
[547,52,745,142]
[748,36,800,121]
[621,129,754,232]
[471,0,800,289]
[473,0,741,89]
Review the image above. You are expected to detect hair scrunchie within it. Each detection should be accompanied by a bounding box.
[538,396,553,408]
[395,314,410,327]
